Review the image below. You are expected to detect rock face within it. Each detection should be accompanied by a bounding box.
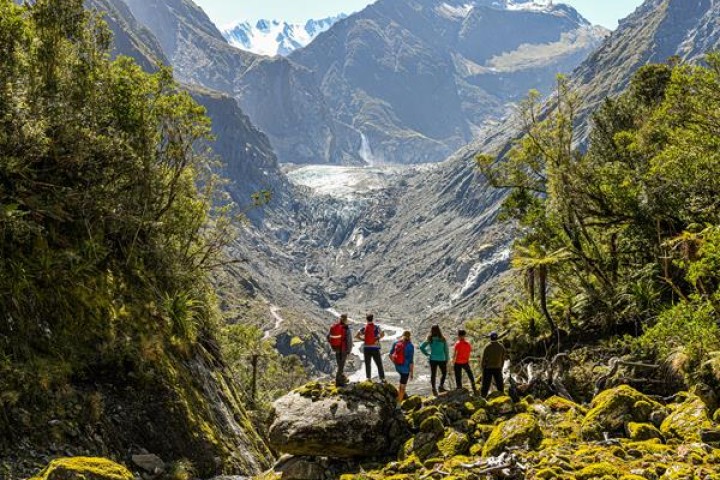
[268,382,410,458]
[31,458,133,480]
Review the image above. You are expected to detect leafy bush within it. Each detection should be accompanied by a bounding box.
[0,0,228,414]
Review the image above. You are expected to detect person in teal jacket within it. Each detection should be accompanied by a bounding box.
[420,325,449,396]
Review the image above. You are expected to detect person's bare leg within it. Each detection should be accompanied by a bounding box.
[397,384,406,406]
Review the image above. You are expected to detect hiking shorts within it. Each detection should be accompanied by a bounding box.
[398,373,410,385]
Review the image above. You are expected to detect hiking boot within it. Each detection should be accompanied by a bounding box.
[438,386,447,393]
[432,389,439,397]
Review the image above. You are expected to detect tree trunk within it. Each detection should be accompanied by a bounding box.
[538,265,559,349]
[527,268,537,337]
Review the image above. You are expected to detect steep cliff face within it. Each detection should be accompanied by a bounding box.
[86,0,168,70]
[0,3,284,478]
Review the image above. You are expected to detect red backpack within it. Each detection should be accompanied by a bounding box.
[364,324,379,346]
[390,340,406,365]
[328,323,345,351]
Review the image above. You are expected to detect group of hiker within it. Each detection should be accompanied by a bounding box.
[328,313,507,405]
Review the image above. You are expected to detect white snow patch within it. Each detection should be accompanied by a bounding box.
[436,3,475,19]
[452,248,512,301]
[223,15,346,57]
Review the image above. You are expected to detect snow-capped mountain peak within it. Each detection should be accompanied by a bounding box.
[223,15,347,57]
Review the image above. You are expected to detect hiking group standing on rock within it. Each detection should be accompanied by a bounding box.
[328,313,507,406]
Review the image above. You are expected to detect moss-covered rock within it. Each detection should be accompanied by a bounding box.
[626,422,663,441]
[660,395,712,442]
[470,408,490,424]
[483,413,542,457]
[437,430,470,457]
[581,386,662,440]
[411,406,441,429]
[31,458,133,480]
[419,416,445,435]
[402,396,423,412]
[660,464,695,479]
[575,462,619,479]
[487,396,515,415]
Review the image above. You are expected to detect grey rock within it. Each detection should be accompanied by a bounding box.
[131,454,166,473]
[268,383,410,458]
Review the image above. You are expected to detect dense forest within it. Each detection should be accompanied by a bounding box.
[478,58,720,388]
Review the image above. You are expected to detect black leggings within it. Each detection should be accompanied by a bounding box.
[454,363,476,391]
[364,348,385,380]
[430,360,447,390]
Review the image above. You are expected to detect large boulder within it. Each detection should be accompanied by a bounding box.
[30,458,133,480]
[660,394,712,442]
[269,381,410,458]
[482,413,542,457]
[581,385,664,440]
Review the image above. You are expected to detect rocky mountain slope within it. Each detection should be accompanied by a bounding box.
[223,16,347,57]
[571,0,720,140]
[305,0,720,329]
[289,0,607,165]
[86,0,168,71]
[118,0,606,165]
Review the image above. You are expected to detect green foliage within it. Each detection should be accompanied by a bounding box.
[478,57,720,380]
[0,0,229,414]
[220,323,308,413]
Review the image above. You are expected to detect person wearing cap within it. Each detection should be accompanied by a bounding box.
[480,331,507,398]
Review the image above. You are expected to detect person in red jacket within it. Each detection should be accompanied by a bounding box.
[328,314,352,387]
[452,330,478,395]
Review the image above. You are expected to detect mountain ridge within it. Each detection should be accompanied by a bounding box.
[223,15,348,57]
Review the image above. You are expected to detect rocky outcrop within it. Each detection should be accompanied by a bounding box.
[581,385,665,440]
[268,382,410,458]
[30,458,133,480]
[660,394,713,443]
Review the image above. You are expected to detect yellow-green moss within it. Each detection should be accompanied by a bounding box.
[483,413,542,457]
[31,458,133,480]
[437,430,470,457]
[534,467,565,479]
[420,415,445,435]
[660,395,712,442]
[581,386,662,440]
[575,462,620,479]
[545,396,587,414]
[626,422,663,441]
[487,396,514,415]
[660,464,694,479]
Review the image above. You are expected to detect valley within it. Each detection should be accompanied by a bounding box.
[5,0,720,479]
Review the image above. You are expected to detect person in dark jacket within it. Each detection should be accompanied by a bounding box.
[328,314,353,387]
[480,331,507,397]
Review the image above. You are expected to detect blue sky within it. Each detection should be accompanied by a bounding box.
[194,0,645,30]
